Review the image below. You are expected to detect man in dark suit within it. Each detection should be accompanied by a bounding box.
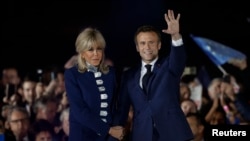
[114,10,194,141]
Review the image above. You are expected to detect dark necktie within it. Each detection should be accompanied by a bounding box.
[142,64,152,93]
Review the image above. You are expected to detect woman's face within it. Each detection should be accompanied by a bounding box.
[81,43,103,67]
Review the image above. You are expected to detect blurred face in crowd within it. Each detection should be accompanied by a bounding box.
[23,81,36,104]
[8,110,30,139]
[55,72,65,95]
[229,75,240,94]
[39,101,58,123]
[181,99,197,115]
[220,82,235,97]
[208,78,222,100]
[2,68,20,86]
[35,82,45,99]
[136,31,161,64]
[35,131,52,141]
[81,43,103,67]
[180,83,191,101]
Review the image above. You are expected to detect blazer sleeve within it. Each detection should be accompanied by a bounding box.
[168,44,187,78]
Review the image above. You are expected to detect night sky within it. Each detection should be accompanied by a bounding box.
[2,0,250,78]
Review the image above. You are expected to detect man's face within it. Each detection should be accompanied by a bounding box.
[39,102,58,123]
[136,31,161,64]
[9,110,29,138]
[22,81,36,103]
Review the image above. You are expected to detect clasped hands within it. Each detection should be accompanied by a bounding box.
[109,126,125,140]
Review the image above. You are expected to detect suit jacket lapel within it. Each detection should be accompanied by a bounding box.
[135,65,143,88]
[147,57,164,99]
[153,57,164,72]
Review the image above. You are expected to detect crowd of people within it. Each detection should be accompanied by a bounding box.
[180,58,250,140]
[1,9,250,141]
[0,66,69,141]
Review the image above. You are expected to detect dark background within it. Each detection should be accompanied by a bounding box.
[2,0,250,78]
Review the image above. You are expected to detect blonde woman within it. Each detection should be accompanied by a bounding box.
[64,27,124,141]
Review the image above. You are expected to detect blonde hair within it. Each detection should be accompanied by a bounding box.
[75,27,109,74]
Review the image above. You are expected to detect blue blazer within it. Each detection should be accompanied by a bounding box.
[115,45,194,141]
[64,66,117,141]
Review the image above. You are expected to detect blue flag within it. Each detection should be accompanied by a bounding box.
[190,34,246,66]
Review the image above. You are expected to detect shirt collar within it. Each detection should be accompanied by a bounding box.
[141,57,158,71]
